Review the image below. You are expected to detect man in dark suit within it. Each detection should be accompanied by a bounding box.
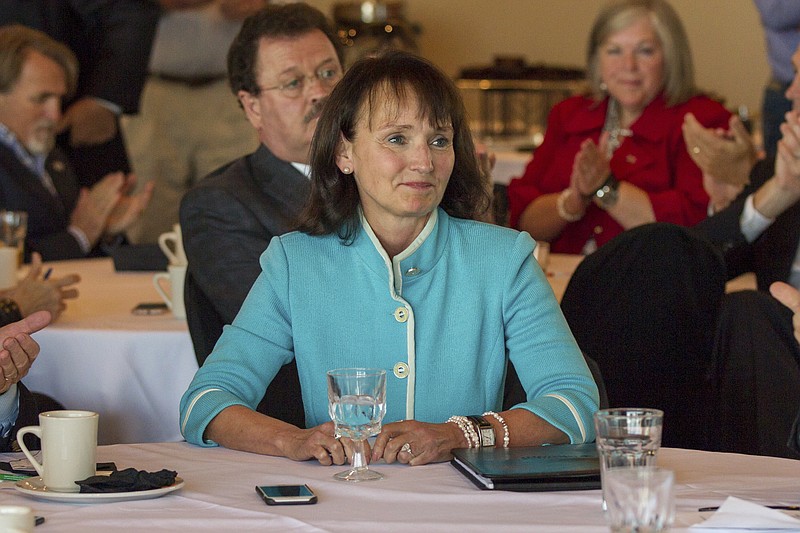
[682,53,800,456]
[0,25,152,261]
[0,0,159,187]
[179,4,343,427]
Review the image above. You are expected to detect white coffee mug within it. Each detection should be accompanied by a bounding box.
[157,223,187,266]
[16,410,98,493]
[153,264,187,319]
[0,247,17,290]
[0,505,34,532]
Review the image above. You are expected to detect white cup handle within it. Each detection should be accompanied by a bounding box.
[158,232,181,265]
[14,426,44,477]
[153,273,174,310]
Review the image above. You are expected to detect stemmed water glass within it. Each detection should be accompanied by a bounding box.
[327,368,387,482]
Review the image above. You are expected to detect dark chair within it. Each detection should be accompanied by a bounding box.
[183,271,306,428]
[503,353,608,411]
[560,223,726,450]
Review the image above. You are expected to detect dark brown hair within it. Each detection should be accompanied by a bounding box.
[227,2,343,98]
[299,50,490,240]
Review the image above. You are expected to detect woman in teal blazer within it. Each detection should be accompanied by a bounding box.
[180,51,599,467]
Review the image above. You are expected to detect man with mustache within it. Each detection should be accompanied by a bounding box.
[0,25,152,261]
[179,3,342,426]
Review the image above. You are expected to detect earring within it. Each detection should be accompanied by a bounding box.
[342,167,351,174]
[599,82,608,92]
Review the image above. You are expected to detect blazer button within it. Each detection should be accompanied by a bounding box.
[593,225,603,235]
[393,362,409,379]
[393,307,409,323]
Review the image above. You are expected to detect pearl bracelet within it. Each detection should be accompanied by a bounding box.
[556,189,584,222]
[483,411,510,448]
[447,415,479,448]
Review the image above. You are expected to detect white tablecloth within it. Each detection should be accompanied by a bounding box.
[22,258,199,444]
[0,442,798,531]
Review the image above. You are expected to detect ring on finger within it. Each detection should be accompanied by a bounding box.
[400,442,414,456]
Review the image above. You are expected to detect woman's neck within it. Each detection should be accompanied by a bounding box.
[364,212,432,258]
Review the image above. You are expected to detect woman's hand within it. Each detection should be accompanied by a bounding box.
[274,421,347,466]
[372,419,467,466]
[572,136,611,198]
[205,406,347,465]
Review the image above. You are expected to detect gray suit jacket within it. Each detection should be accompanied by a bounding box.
[179,144,309,427]
[180,144,310,331]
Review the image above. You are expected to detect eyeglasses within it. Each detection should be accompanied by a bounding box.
[259,66,342,98]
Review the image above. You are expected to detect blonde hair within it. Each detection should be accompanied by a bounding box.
[586,0,695,106]
[0,25,78,97]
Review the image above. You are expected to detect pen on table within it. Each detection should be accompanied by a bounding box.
[698,505,800,512]
[43,267,52,280]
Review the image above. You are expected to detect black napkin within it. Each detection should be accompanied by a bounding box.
[76,468,177,493]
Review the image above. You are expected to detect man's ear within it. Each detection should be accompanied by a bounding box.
[238,90,261,130]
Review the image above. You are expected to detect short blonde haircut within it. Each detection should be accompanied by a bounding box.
[586,0,696,106]
[0,25,78,97]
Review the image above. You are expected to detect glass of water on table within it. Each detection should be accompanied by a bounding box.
[594,408,663,503]
[327,368,387,482]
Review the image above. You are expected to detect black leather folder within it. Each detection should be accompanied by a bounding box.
[451,443,601,492]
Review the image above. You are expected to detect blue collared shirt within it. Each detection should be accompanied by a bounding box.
[0,384,20,438]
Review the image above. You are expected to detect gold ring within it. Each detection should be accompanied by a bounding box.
[692,146,700,155]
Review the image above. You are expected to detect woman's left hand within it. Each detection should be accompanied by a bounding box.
[372,420,466,466]
[572,136,611,197]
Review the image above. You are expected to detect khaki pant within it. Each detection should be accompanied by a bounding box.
[122,76,257,244]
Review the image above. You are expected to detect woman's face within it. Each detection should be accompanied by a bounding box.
[599,15,665,119]
[338,89,454,233]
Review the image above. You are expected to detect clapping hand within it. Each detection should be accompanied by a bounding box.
[105,175,154,235]
[70,172,154,248]
[683,113,756,188]
[572,134,611,198]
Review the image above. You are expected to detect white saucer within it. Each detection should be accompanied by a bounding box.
[14,472,184,503]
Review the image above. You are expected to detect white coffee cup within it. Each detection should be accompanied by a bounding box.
[153,264,187,319]
[0,506,34,532]
[158,223,187,266]
[16,410,98,493]
[0,247,17,290]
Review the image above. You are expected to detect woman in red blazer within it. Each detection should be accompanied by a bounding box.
[507,0,731,254]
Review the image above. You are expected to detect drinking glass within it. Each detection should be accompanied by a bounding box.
[0,211,27,266]
[327,368,387,482]
[595,408,663,511]
[604,467,675,533]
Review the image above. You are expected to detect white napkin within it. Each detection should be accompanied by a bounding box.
[690,496,800,531]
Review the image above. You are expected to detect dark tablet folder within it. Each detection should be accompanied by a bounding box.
[451,443,601,492]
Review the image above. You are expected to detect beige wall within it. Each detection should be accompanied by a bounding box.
[304,0,770,117]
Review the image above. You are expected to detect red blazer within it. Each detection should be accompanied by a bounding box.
[507,93,731,253]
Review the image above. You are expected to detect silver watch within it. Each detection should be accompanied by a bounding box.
[467,415,496,447]
[594,174,620,209]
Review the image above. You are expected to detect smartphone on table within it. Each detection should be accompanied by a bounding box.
[131,302,168,315]
[255,484,317,505]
